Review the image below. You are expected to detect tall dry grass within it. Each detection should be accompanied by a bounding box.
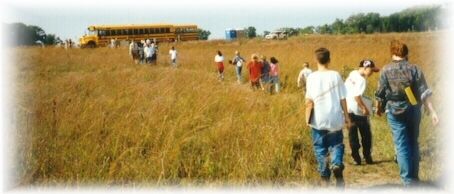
[12,32,442,187]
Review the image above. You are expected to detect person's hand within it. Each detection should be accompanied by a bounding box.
[361,106,370,116]
[375,106,383,117]
[345,117,352,129]
[431,112,439,126]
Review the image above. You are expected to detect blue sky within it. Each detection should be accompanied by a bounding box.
[1,0,450,40]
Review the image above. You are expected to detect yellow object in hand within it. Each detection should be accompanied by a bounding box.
[404,87,418,105]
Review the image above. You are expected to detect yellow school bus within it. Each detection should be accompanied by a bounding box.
[174,24,199,41]
[79,24,199,48]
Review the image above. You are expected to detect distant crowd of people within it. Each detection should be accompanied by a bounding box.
[215,51,282,94]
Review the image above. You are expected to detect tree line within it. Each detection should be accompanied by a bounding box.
[3,23,61,46]
[2,5,444,45]
[256,5,444,38]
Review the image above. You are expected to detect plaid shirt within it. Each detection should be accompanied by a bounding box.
[375,60,432,114]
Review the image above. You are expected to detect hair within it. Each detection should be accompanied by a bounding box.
[261,55,266,60]
[171,46,175,50]
[315,47,330,65]
[390,39,408,58]
[251,54,259,60]
[303,62,309,67]
[270,57,278,64]
[217,50,222,56]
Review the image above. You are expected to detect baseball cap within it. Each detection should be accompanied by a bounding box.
[360,60,379,72]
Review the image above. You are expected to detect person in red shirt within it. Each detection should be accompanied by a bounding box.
[247,54,263,90]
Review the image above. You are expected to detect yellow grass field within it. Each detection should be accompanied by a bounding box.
[12,32,442,188]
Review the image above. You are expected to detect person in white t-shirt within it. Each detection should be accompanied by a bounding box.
[297,62,313,92]
[144,44,153,64]
[214,50,225,81]
[305,47,351,187]
[169,46,178,67]
[345,59,380,165]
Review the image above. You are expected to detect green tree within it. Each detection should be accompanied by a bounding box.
[316,24,332,34]
[331,19,346,34]
[263,31,270,36]
[3,22,58,46]
[299,26,315,34]
[43,34,60,45]
[246,26,256,38]
[197,29,211,40]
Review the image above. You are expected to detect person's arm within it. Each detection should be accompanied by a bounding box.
[354,96,369,116]
[305,99,314,126]
[423,96,439,126]
[341,99,352,128]
[414,67,439,126]
[338,73,351,128]
[375,70,389,117]
[297,70,305,88]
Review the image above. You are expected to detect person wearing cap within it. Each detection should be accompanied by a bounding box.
[345,59,380,165]
[375,40,439,186]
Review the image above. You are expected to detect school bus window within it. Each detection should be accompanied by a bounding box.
[127,29,132,35]
[106,30,111,36]
[116,30,121,35]
[144,28,149,34]
[138,29,143,35]
[100,30,108,36]
[166,28,170,33]
[132,29,137,35]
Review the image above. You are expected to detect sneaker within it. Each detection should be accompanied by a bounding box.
[320,176,330,186]
[331,165,345,188]
[365,155,374,164]
[352,152,361,165]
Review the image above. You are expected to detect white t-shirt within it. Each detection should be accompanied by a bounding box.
[345,70,371,116]
[169,49,177,59]
[144,46,153,58]
[297,67,312,86]
[305,70,347,131]
[214,55,224,63]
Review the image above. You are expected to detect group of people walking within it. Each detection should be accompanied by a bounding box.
[304,40,439,187]
[128,40,179,67]
[214,51,281,94]
[126,39,438,188]
[129,39,159,65]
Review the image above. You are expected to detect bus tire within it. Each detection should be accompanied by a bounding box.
[87,41,96,48]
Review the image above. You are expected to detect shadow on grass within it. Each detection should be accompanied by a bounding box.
[366,180,442,190]
[369,159,395,165]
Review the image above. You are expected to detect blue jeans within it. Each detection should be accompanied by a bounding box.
[235,66,242,81]
[270,76,280,93]
[311,129,345,177]
[386,105,421,186]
